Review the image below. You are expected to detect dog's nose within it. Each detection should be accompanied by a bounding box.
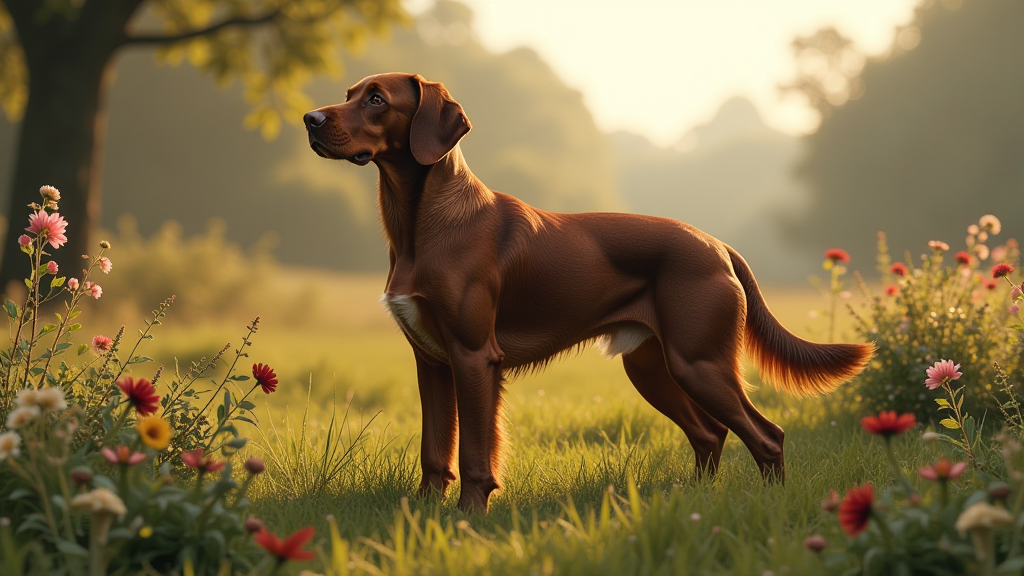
[303,110,327,129]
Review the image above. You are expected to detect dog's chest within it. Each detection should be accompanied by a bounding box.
[382,294,449,362]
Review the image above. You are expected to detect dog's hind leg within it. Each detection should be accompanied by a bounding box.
[415,352,459,497]
[622,338,728,479]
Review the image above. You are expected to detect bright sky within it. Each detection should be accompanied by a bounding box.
[408,0,920,146]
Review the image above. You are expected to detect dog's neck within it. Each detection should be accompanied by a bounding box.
[375,144,494,256]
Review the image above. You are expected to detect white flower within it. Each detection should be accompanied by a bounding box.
[6,405,40,429]
[0,431,21,461]
[979,214,1002,235]
[15,388,39,408]
[956,501,1014,534]
[39,185,60,202]
[35,387,67,412]
[71,488,127,518]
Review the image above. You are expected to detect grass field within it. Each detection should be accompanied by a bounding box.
[83,271,951,575]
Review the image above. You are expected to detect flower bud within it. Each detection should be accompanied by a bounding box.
[99,240,111,250]
[989,481,1012,501]
[244,456,265,475]
[804,535,827,552]
[70,466,94,487]
[244,516,265,534]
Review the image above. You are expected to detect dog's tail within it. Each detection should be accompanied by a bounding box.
[727,246,874,396]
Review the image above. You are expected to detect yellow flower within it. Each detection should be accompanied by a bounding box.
[135,414,172,451]
[139,526,153,538]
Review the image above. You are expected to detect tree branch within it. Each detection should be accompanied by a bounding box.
[123,8,281,46]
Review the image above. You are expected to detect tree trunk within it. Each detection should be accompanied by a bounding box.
[1,54,113,294]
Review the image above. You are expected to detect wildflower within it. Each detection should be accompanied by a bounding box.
[25,210,68,249]
[99,240,111,250]
[6,405,40,429]
[824,248,850,264]
[181,449,225,474]
[955,251,971,266]
[804,535,827,552]
[993,264,1014,279]
[245,516,266,533]
[885,285,898,297]
[92,335,113,353]
[39,185,60,203]
[918,458,968,481]
[821,489,841,512]
[244,456,266,475]
[139,526,153,538]
[253,363,278,394]
[35,387,67,412]
[992,246,1009,262]
[957,502,1013,534]
[838,484,874,536]
[925,359,962,390]
[889,262,908,277]
[979,214,1001,235]
[976,244,991,260]
[84,281,102,299]
[1011,284,1022,300]
[254,526,317,562]
[968,224,980,235]
[17,234,31,247]
[135,415,172,451]
[116,377,161,416]
[928,240,949,252]
[15,388,39,408]
[922,432,941,443]
[71,488,126,545]
[68,278,79,291]
[0,432,21,461]
[45,261,58,274]
[988,482,1011,501]
[98,257,112,274]
[983,279,998,291]
[101,445,146,466]
[690,512,701,521]
[70,466,93,486]
[1012,305,1020,315]
[860,411,915,437]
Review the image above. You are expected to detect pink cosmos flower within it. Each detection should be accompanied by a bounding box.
[92,335,113,353]
[928,240,950,252]
[25,210,68,249]
[925,359,962,390]
[17,235,31,247]
[98,257,112,274]
[68,278,79,291]
[46,261,58,275]
[918,458,968,482]
[85,281,102,299]
[101,445,146,466]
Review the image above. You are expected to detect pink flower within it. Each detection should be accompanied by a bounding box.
[1013,284,1023,300]
[824,248,850,264]
[889,263,908,277]
[98,257,112,274]
[925,359,962,390]
[954,251,971,266]
[17,235,31,247]
[928,240,950,252]
[68,278,79,291]
[918,458,968,482]
[46,261,58,275]
[1012,305,1020,315]
[984,279,999,291]
[25,210,68,249]
[885,285,898,296]
[92,335,112,353]
[85,281,102,299]
[101,445,146,466]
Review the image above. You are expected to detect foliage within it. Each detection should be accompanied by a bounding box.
[848,217,1022,422]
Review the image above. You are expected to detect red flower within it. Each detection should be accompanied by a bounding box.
[993,264,1015,279]
[918,458,968,482]
[821,489,841,513]
[889,263,908,277]
[838,484,874,536]
[885,285,898,297]
[252,363,278,394]
[860,411,916,437]
[824,248,850,264]
[116,377,160,416]
[955,251,971,266]
[984,279,998,291]
[181,449,225,474]
[254,526,316,562]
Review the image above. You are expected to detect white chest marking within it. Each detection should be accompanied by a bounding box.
[595,325,654,358]
[382,294,449,361]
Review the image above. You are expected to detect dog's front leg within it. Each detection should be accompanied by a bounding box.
[415,352,459,497]
[449,340,505,513]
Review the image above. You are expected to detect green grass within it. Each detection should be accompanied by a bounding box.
[85,272,947,575]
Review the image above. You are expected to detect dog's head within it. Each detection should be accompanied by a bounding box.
[303,73,471,166]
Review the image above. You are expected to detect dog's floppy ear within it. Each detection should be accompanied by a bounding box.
[409,76,471,165]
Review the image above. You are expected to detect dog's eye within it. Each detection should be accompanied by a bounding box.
[368,94,385,106]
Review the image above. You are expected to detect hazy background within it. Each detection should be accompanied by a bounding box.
[1,0,1021,285]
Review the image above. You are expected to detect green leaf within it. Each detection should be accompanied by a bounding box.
[40,324,56,334]
[1009,324,1024,332]
[55,539,88,557]
[5,299,18,320]
[225,437,247,449]
[24,278,31,290]
[50,276,65,288]
[68,310,81,320]
[128,356,153,365]
[229,375,251,382]
[77,343,88,356]
[940,418,961,429]
[67,323,82,332]
[964,416,977,445]
[935,398,950,408]
[237,400,256,411]
[997,556,1024,573]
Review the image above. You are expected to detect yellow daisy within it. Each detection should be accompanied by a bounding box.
[135,414,172,451]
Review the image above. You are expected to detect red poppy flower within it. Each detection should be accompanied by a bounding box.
[824,248,850,264]
[838,484,874,536]
[252,363,278,394]
[181,449,225,474]
[254,526,316,561]
[889,262,908,277]
[954,251,971,266]
[993,264,1015,279]
[860,411,916,437]
[885,285,898,297]
[116,377,160,416]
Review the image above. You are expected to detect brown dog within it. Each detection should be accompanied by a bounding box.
[303,73,873,512]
